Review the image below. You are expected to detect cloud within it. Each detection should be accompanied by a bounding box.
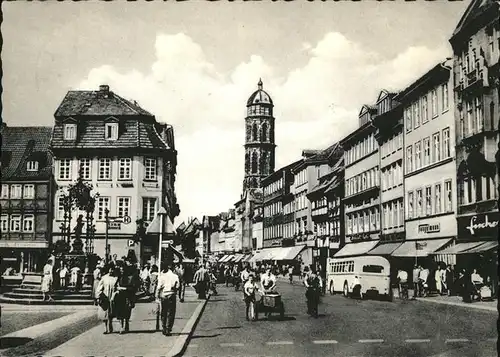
[78,32,451,224]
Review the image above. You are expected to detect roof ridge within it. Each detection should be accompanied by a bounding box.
[113,93,141,115]
[136,120,140,147]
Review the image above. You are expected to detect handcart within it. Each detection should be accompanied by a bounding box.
[255,292,285,320]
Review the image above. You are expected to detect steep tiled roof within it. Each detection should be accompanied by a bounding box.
[51,86,170,151]
[54,87,153,117]
[1,125,53,181]
[51,119,169,150]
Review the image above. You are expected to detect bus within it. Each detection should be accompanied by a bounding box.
[326,256,392,301]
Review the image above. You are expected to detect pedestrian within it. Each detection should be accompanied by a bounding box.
[114,263,135,334]
[193,264,209,299]
[175,262,186,302]
[445,265,454,296]
[435,266,442,295]
[96,265,118,334]
[58,263,69,290]
[156,262,179,336]
[70,264,81,291]
[149,264,159,299]
[41,259,54,302]
[243,274,258,321]
[304,268,322,317]
[93,264,102,304]
[140,264,151,293]
[412,265,420,299]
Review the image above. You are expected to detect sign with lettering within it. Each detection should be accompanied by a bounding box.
[108,221,121,230]
[458,212,499,240]
[418,223,441,234]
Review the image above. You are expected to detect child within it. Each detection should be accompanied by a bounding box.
[59,264,68,290]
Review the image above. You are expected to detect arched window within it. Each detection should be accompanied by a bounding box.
[261,152,268,175]
[251,152,258,173]
[261,123,268,142]
[252,124,258,141]
[245,152,250,173]
[490,102,495,130]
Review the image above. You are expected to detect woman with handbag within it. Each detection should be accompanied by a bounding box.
[96,266,118,334]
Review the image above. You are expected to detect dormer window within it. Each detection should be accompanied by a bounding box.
[105,122,119,141]
[64,123,77,140]
[27,161,39,172]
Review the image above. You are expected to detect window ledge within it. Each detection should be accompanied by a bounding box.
[405,211,455,222]
[405,157,454,178]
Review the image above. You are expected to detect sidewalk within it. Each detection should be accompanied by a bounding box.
[45,289,208,357]
[414,294,497,312]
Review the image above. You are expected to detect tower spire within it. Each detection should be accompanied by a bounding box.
[258,78,263,90]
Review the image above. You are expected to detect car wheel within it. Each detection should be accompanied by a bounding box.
[343,282,349,298]
[329,281,335,295]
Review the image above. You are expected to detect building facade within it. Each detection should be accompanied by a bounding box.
[243,80,276,192]
[1,125,54,274]
[341,105,381,247]
[262,164,295,248]
[448,0,499,285]
[50,85,179,263]
[396,61,457,265]
[372,90,405,243]
[450,0,499,245]
[307,142,344,271]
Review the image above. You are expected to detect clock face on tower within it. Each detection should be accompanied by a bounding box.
[243,80,275,193]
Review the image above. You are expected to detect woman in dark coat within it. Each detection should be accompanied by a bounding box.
[113,263,136,334]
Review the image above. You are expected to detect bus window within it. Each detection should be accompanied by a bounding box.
[362,265,384,273]
[349,262,354,272]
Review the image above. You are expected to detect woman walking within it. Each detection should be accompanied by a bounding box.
[114,263,135,334]
[41,259,54,302]
[93,264,103,305]
[96,265,118,334]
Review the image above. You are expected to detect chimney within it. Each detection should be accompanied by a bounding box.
[99,85,110,92]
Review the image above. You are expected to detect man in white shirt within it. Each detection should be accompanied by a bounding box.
[243,274,259,320]
[260,268,277,293]
[397,269,408,298]
[156,263,179,336]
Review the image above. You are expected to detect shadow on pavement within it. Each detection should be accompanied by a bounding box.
[207,299,227,302]
[0,337,33,349]
[261,316,297,322]
[191,333,222,339]
[217,326,241,330]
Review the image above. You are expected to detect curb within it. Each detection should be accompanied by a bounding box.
[168,294,211,357]
[415,297,497,312]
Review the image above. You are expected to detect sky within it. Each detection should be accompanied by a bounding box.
[2,1,470,226]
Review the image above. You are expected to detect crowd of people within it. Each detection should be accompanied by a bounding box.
[395,264,495,302]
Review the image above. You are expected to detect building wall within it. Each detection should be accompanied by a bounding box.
[52,154,164,258]
[452,6,499,241]
[403,70,457,245]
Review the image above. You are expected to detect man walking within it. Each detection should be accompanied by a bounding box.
[175,263,186,302]
[156,262,179,336]
[412,265,420,299]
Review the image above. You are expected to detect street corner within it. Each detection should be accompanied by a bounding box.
[167,294,211,357]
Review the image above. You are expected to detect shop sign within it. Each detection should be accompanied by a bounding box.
[458,212,499,239]
[418,223,440,234]
[465,215,498,235]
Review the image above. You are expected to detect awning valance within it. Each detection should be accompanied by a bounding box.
[391,238,452,257]
[367,242,403,255]
[461,241,498,254]
[282,245,306,260]
[248,246,306,262]
[431,242,485,255]
[334,240,379,258]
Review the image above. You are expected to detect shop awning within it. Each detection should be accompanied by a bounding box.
[461,241,498,254]
[248,250,266,263]
[334,240,379,258]
[431,242,486,255]
[282,246,306,260]
[367,242,403,255]
[233,254,245,263]
[220,255,233,263]
[242,254,253,262]
[391,238,452,257]
[218,255,228,262]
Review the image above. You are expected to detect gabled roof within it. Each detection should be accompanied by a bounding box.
[1,125,53,181]
[358,104,377,118]
[54,85,153,117]
[452,0,497,38]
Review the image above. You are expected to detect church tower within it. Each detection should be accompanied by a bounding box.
[243,79,276,192]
